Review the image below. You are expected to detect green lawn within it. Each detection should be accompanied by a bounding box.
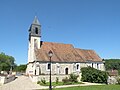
[40,85,120,90]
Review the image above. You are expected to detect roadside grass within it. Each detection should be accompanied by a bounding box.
[39,85,120,90]
[39,82,83,86]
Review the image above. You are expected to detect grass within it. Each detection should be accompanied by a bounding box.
[39,82,83,86]
[40,85,120,90]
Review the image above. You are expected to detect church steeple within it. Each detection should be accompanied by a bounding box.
[28,16,41,64]
[32,16,40,25]
[29,16,41,38]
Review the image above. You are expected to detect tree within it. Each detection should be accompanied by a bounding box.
[14,64,27,72]
[0,52,16,73]
[105,59,120,70]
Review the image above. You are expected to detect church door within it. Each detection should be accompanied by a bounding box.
[36,66,40,75]
[65,68,68,75]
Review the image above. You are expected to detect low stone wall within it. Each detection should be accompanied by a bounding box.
[0,75,15,85]
[30,75,69,82]
[29,73,82,83]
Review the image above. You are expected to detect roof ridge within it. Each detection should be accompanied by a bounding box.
[42,41,73,46]
[75,48,94,51]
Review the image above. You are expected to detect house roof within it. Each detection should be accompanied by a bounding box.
[107,70,118,76]
[35,42,103,62]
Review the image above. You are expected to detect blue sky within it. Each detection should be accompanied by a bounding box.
[0,0,120,64]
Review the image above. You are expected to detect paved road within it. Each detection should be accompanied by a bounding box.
[0,76,48,90]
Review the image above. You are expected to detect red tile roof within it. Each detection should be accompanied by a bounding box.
[107,70,118,76]
[75,49,102,62]
[35,42,102,62]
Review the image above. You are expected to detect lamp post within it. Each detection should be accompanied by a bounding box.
[48,50,53,90]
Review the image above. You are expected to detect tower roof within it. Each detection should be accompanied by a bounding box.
[32,16,40,25]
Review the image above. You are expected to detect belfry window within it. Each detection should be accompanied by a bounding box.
[35,27,38,34]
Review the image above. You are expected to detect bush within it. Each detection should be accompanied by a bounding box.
[56,77,59,84]
[116,77,120,85]
[69,73,79,83]
[81,66,108,84]
[37,81,41,84]
[41,78,46,84]
[62,74,79,85]
[62,77,72,85]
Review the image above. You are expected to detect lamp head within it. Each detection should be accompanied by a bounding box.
[48,50,53,57]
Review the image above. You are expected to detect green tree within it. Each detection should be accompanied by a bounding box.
[14,64,27,72]
[0,52,16,73]
[105,59,120,70]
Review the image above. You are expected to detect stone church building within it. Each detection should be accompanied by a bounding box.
[26,16,105,81]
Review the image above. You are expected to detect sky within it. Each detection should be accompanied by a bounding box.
[0,0,120,65]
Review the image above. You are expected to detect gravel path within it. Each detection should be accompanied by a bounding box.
[0,76,48,90]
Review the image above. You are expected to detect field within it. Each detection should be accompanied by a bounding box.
[41,85,120,90]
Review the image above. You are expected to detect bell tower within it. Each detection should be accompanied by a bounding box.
[28,16,41,63]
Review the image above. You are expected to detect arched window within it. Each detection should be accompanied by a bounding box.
[48,63,50,70]
[46,63,52,71]
[92,63,93,68]
[77,64,79,70]
[97,63,99,70]
[65,68,68,75]
[35,27,38,34]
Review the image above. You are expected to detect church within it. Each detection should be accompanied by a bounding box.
[26,16,105,81]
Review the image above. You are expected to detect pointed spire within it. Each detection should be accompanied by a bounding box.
[32,16,40,25]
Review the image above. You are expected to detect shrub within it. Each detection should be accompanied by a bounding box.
[41,78,46,84]
[37,81,41,84]
[62,74,79,85]
[81,66,108,84]
[69,73,79,83]
[116,77,120,85]
[56,77,59,84]
[62,77,72,85]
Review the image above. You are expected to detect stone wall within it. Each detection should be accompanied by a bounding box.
[0,75,15,85]
[29,75,69,82]
[29,73,82,83]
[26,61,105,76]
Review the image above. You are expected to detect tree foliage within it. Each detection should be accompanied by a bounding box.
[14,64,27,72]
[0,52,16,72]
[81,66,108,84]
[105,59,120,70]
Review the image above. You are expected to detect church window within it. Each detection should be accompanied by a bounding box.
[77,64,79,70]
[46,63,52,71]
[65,68,68,75]
[97,63,99,70]
[92,63,93,68]
[48,63,50,69]
[76,63,80,71]
[35,27,38,34]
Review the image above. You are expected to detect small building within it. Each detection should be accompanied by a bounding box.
[107,70,118,76]
[26,16,105,81]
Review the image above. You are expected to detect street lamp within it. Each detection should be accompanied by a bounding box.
[48,50,53,90]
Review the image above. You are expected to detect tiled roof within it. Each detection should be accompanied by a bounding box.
[107,70,118,76]
[75,49,102,62]
[35,42,102,62]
